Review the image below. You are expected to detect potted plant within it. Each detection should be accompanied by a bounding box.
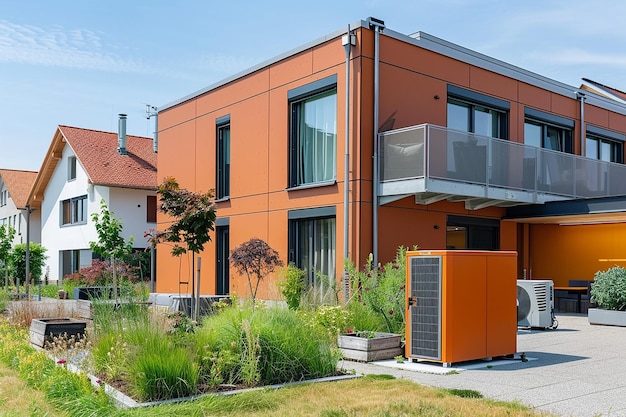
[588,266,626,326]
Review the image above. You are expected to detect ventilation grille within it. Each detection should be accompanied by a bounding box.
[532,283,548,311]
[409,256,441,360]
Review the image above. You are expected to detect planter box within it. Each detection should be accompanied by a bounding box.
[588,308,626,327]
[338,332,403,362]
[76,300,93,320]
[30,318,87,348]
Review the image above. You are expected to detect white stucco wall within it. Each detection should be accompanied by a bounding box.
[41,144,156,281]
[106,187,156,248]
[0,181,41,246]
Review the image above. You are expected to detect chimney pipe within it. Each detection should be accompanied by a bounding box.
[118,114,127,155]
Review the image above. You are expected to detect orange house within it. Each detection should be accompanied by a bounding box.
[155,18,626,300]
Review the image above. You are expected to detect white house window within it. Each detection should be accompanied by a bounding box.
[0,189,7,206]
[68,156,77,181]
[61,195,87,225]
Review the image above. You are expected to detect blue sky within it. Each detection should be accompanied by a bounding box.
[2,0,626,171]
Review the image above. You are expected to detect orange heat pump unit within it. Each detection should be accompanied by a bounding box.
[405,250,517,366]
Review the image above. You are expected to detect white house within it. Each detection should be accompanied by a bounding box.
[0,169,40,245]
[27,117,158,282]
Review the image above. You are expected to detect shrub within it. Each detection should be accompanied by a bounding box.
[230,238,284,303]
[8,243,48,285]
[346,246,410,334]
[277,264,306,310]
[591,266,626,311]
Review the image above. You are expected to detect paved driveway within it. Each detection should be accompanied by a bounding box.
[341,314,626,417]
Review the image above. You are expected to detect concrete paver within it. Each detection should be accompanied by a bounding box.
[340,314,626,417]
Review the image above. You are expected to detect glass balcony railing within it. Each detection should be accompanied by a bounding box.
[380,124,626,204]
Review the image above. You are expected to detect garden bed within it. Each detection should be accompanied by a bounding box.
[29,317,87,348]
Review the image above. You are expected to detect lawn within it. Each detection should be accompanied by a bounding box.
[0,361,555,417]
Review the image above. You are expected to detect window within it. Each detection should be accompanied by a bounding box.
[288,207,336,291]
[289,75,338,188]
[524,108,574,153]
[0,189,7,206]
[216,221,230,295]
[585,126,624,163]
[447,215,499,250]
[61,195,87,225]
[447,85,509,139]
[68,156,77,181]
[146,195,157,223]
[61,249,91,278]
[216,115,231,199]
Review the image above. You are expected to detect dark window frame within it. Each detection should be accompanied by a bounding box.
[61,195,87,226]
[288,206,336,287]
[146,195,157,223]
[447,85,509,139]
[524,108,574,153]
[216,115,231,200]
[586,125,624,163]
[68,156,77,181]
[288,75,338,188]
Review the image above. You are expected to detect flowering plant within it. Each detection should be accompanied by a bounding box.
[346,246,411,335]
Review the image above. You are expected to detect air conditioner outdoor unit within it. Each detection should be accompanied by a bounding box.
[517,279,557,329]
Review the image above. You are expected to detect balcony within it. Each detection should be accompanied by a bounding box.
[379,124,626,209]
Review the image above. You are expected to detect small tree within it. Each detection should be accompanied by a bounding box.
[151,177,217,256]
[9,243,47,286]
[0,225,15,290]
[230,238,283,304]
[150,177,217,318]
[89,200,134,297]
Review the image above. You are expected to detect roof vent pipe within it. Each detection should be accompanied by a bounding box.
[118,114,128,155]
[146,105,158,153]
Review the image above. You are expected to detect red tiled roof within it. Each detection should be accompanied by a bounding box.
[59,125,157,189]
[0,169,38,209]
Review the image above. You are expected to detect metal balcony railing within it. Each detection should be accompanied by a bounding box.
[380,124,626,205]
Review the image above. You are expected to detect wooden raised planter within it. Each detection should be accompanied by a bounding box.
[338,332,403,362]
[30,318,87,348]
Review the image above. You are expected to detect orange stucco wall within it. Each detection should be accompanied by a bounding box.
[528,223,626,286]
[156,24,626,300]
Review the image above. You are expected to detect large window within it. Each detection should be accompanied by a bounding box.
[61,249,91,278]
[524,108,574,153]
[288,207,336,294]
[61,195,87,225]
[289,75,337,188]
[216,115,231,199]
[585,126,624,163]
[447,85,509,139]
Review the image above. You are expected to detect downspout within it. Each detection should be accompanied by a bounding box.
[25,204,30,296]
[576,91,586,198]
[368,17,385,266]
[577,91,586,155]
[342,25,355,303]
